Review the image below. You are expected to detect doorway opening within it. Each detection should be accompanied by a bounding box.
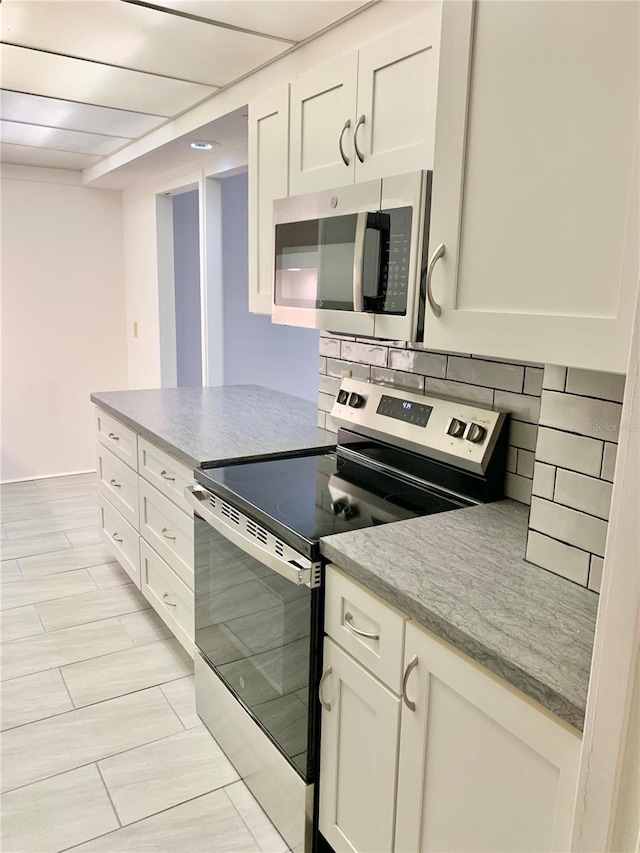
[156,184,203,388]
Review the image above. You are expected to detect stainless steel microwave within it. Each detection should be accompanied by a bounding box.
[271,170,432,340]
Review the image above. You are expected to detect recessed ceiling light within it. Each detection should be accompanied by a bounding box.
[190,140,220,150]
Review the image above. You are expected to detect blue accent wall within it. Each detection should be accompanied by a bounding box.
[173,189,202,387]
[221,172,319,403]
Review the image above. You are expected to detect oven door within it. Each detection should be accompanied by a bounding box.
[186,486,323,784]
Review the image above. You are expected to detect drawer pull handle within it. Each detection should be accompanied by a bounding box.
[344,612,379,641]
[109,478,122,489]
[163,593,177,607]
[112,532,123,543]
[402,655,419,712]
[108,432,120,441]
[318,665,333,711]
[160,470,176,482]
[161,527,176,540]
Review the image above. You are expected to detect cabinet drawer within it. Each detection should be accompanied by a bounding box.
[97,444,139,530]
[139,478,193,590]
[95,408,137,471]
[138,437,194,516]
[98,492,140,587]
[325,565,406,693]
[140,539,194,656]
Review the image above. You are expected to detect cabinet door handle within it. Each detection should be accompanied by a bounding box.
[108,432,120,441]
[426,243,445,318]
[339,119,351,167]
[402,655,419,712]
[161,526,176,540]
[353,114,365,163]
[163,592,177,607]
[109,478,122,489]
[318,665,333,711]
[160,470,175,481]
[344,611,379,641]
[112,532,123,543]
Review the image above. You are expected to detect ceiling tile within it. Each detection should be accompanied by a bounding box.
[149,0,370,42]
[1,0,289,87]
[0,120,130,155]
[0,90,166,138]
[0,142,102,170]
[0,44,217,116]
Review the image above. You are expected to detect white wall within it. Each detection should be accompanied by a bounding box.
[221,173,319,402]
[0,167,128,482]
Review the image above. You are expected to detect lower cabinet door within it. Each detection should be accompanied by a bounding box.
[319,637,400,853]
[394,623,581,853]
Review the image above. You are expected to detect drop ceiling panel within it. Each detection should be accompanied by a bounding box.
[0,44,217,116]
[0,90,166,138]
[150,0,370,42]
[0,120,130,155]
[0,142,102,170]
[1,0,290,87]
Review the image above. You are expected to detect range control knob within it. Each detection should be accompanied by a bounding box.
[446,417,467,438]
[336,389,349,405]
[348,392,365,409]
[464,423,488,444]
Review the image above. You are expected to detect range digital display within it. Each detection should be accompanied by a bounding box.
[376,395,432,427]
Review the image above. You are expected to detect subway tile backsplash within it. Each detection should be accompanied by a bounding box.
[317,332,625,593]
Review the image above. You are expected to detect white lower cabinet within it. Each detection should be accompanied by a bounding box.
[138,478,194,590]
[318,637,401,853]
[95,406,195,657]
[98,492,140,586]
[319,566,581,853]
[395,623,581,853]
[140,539,194,656]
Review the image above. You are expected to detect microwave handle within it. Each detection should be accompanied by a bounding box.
[352,211,368,312]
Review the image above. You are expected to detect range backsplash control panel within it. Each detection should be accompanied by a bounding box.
[330,378,507,475]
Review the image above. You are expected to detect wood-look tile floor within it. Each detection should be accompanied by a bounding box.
[1,473,288,853]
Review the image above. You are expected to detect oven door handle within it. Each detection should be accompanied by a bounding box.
[184,485,316,587]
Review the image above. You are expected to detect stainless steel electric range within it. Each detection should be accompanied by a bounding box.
[184,379,509,853]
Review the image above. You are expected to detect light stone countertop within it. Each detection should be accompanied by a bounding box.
[91,385,336,469]
[320,500,598,730]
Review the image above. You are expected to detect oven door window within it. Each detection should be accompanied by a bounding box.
[194,515,319,781]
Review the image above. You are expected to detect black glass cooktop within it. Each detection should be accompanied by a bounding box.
[196,448,472,560]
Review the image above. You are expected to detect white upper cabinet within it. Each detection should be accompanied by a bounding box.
[248,84,290,314]
[290,8,441,195]
[290,53,358,195]
[424,0,639,372]
[354,5,441,183]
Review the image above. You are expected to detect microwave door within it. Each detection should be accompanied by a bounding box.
[273,213,376,335]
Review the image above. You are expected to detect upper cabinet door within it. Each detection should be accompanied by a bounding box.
[289,53,358,195]
[354,6,442,182]
[424,0,639,373]
[248,84,289,315]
